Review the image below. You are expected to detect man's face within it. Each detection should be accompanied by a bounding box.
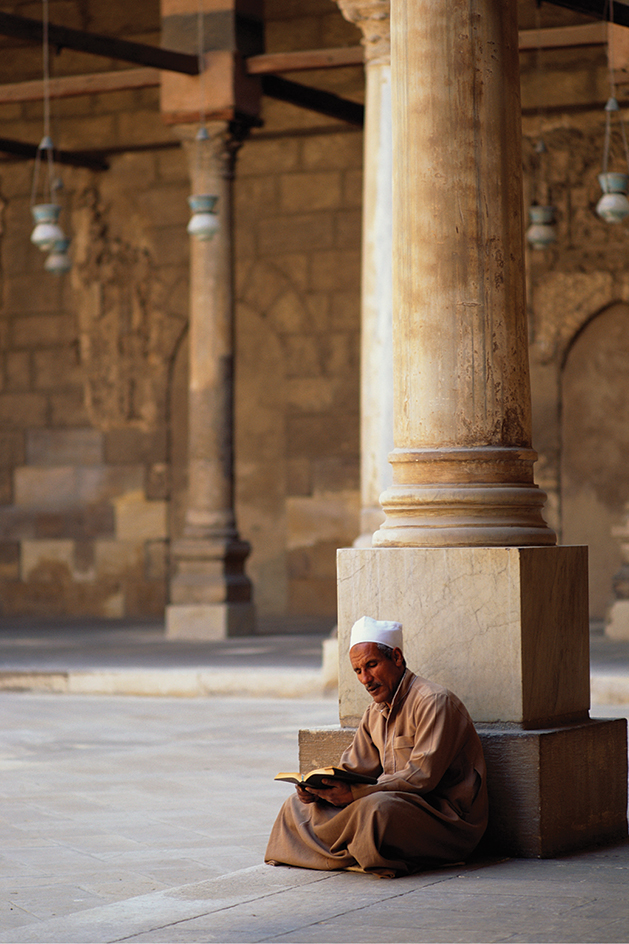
[349,642,405,706]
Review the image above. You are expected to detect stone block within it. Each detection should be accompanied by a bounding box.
[286,414,359,458]
[113,492,168,541]
[5,351,31,391]
[50,390,91,427]
[146,463,169,501]
[289,576,339,616]
[337,546,590,727]
[0,431,25,467]
[20,539,75,581]
[286,377,334,412]
[94,539,144,577]
[335,209,362,249]
[14,467,78,507]
[282,335,322,378]
[257,214,334,255]
[477,719,628,857]
[14,466,145,508]
[343,168,364,207]
[0,393,47,428]
[0,469,12,506]
[280,172,342,213]
[104,428,168,465]
[287,491,360,550]
[33,347,83,390]
[309,250,361,292]
[299,719,628,858]
[26,429,104,467]
[286,458,312,497]
[145,540,168,580]
[606,599,629,640]
[239,137,300,176]
[312,456,360,492]
[0,542,19,580]
[301,132,363,171]
[166,602,255,639]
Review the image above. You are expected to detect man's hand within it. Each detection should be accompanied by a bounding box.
[296,779,354,807]
[295,784,318,805]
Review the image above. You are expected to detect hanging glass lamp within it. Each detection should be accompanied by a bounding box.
[596,97,629,223]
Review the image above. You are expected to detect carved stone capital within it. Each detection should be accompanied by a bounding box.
[335,0,390,65]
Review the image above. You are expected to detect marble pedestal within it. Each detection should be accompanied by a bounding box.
[300,544,628,857]
[337,545,590,726]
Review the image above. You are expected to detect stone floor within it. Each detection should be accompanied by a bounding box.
[0,690,626,943]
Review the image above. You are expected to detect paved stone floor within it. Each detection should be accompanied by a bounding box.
[0,691,627,944]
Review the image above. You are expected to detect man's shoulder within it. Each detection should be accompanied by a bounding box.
[407,672,449,699]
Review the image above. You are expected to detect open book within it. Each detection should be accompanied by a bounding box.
[274,766,378,789]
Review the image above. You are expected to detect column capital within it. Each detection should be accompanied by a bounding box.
[336,0,390,65]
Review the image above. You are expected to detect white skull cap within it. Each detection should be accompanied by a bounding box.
[349,616,403,652]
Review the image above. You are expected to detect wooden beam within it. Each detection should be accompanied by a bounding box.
[0,136,108,170]
[0,67,161,106]
[247,47,363,74]
[260,75,364,127]
[518,22,607,50]
[543,0,629,28]
[0,11,198,75]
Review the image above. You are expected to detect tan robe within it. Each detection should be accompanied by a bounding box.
[265,670,488,877]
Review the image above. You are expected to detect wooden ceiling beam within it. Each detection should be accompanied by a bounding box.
[0,11,198,75]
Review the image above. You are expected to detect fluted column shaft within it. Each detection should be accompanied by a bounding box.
[372,0,555,548]
[337,0,394,546]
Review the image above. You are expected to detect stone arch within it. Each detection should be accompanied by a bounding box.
[560,301,629,619]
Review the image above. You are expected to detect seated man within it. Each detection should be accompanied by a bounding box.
[265,616,488,878]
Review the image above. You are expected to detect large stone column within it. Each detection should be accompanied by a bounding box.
[303,0,627,858]
[166,123,254,639]
[336,0,393,546]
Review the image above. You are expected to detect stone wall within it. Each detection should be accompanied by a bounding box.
[0,0,363,619]
[520,3,629,618]
[2,0,626,622]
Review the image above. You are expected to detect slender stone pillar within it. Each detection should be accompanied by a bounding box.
[166,122,254,639]
[336,0,393,546]
[303,0,627,858]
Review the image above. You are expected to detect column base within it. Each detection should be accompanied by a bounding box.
[299,718,628,858]
[337,545,590,726]
[166,602,255,640]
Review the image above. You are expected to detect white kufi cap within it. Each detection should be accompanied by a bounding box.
[349,616,403,652]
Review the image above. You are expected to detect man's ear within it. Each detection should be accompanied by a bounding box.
[392,647,404,666]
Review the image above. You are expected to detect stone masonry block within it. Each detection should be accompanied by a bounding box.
[301,132,363,171]
[238,137,300,176]
[113,491,168,541]
[5,351,31,391]
[0,542,19,579]
[286,413,359,458]
[33,348,83,390]
[26,429,104,467]
[257,214,334,255]
[50,390,92,427]
[0,431,25,467]
[14,466,145,508]
[104,428,168,465]
[20,539,75,581]
[0,394,47,428]
[309,250,360,292]
[280,172,342,213]
[95,540,144,577]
